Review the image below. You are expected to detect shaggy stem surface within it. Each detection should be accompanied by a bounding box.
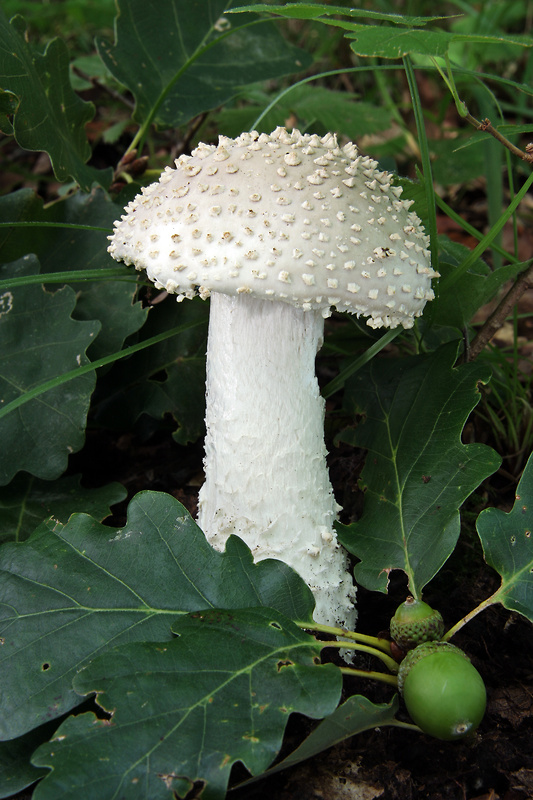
[197,293,356,629]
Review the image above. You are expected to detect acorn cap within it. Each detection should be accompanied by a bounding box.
[397,641,467,693]
[390,597,445,650]
[108,127,438,329]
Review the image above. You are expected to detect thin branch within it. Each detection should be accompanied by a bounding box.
[469,116,533,164]
[466,262,533,361]
[72,66,135,110]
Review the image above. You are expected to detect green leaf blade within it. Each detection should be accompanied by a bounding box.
[0,188,148,362]
[31,609,341,800]
[476,451,533,623]
[0,474,126,545]
[0,256,100,484]
[97,0,311,130]
[346,25,531,59]
[337,343,501,595]
[0,491,315,740]
[0,12,111,190]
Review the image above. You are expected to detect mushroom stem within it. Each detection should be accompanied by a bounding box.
[197,292,356,629]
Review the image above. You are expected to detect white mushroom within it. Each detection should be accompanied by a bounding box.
[108,127,439,629]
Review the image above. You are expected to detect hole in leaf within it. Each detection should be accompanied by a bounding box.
[151,368,168,383]
[41,662,51,671]
[277,659,294,672]
[269,621,282,630]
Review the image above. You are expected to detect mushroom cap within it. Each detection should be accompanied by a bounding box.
[108,127,438,328]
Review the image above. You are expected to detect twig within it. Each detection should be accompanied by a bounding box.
[466,262,533,361]
[468,115,533,164]
[72,66,135,110]
[432,57,533,164]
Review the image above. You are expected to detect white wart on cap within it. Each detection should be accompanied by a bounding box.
[108,127,438,329]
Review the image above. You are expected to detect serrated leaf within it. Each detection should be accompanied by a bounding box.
[0,11,111,190]
[97,0,312,130]
[346,25,531,59]
[476,451,533,623]
[0,256,99,485]
[432,237,527,330]
[230,4,448,25]
[0,474,126,545]
[235,694,399,789]
[0,187,147,360]
[337,342,501,595]
[0,490,315,739]
[31,609,341,800]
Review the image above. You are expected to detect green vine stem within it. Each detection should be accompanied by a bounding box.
[320,640,399,674]
[297,621,394,656]
[339,667,398,687]
[442,592,500,641]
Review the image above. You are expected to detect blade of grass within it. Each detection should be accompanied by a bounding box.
[403,55,439,278]
[322,327,399,399]
[440,171,533,292]
[0,268,135,290]
[0,222,110,232]
[249,64,399,131]
[0,318,206,421]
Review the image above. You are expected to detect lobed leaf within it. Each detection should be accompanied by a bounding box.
[0,11,112,190]
[234,694,400,789]
[0,188,147,361]
[0,474,126,545]
[432,237,527,331]
[476,451,533,623]
[31,609,341,800]
[0,490,315,740]
[346,25,531,59]
[337,342,501,596]
[96,0,312,130]
[0,256,99,485]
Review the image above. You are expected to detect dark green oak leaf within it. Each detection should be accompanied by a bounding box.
[31,609,341,800]
[337,342,501,595]
[0,11,111,190]
[0,490,315,740]
[0,474,126,545]
[97,0,312,129]
[476,450,533,623]
[0,188,147,361]
[0,256,99,484]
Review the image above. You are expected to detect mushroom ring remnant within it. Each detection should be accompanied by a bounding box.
[108,127,439,629]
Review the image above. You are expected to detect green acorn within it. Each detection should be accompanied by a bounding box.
[390,596,444,650]
[398,641,487,740]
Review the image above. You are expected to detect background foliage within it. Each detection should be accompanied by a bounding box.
[0,0,532,798]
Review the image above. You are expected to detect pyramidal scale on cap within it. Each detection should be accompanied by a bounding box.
[108,127,439,630]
